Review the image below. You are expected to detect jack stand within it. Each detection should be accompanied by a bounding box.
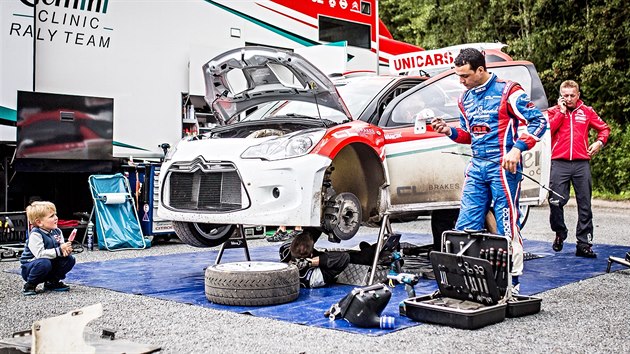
[606,254,630,273]
[215,225,251,265]
[368,213,395,285]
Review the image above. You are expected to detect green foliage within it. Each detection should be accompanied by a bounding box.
[379,0,630,195]
[590,120,630,194]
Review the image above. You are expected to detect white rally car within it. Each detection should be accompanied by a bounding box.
[158,46,550,247]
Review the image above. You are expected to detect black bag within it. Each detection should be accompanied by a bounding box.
[325,283,391,328]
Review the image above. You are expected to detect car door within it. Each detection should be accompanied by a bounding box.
[379,61,551,213]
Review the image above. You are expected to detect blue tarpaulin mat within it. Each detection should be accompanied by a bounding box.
[21,233,630,335]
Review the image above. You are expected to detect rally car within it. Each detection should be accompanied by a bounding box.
[157,46,550,247]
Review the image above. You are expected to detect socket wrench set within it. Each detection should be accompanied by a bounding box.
[402,230,541,329]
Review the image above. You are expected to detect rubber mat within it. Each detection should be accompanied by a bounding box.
[9,233,630,335]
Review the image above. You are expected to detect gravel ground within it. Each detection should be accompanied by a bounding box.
[1,200,629,353]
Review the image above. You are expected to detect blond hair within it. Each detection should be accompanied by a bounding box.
[26,201,57,224]
[560,80,580,92]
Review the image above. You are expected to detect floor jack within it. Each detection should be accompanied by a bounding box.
[606,251,630,273]
[0,303,161,353]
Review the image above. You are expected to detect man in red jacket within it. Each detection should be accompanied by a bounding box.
[548,80,610,258]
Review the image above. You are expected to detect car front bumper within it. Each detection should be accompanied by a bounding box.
[158,153,332,227]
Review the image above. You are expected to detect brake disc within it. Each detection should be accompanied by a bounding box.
[328,192,362,241]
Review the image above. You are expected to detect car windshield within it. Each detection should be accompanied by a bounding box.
[240,76,394,123]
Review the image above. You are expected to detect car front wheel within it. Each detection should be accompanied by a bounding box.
[172,221,235,247]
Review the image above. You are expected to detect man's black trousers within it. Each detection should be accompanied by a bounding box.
[548,159,593,247]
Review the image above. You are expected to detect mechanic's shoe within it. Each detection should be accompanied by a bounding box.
[266,229,289,242]
[279,242,292,263]
[44,281,70,292]
[552,232,567,252]
[23,282,37,296]
[285,229,302,240]
[626,251,630,262]
[511,283,520,296]
[576,246,597,258]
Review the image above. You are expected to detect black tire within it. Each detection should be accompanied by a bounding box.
[519,205,530,229]
[392,213,419,223]
[205,261,300,306]
[172,221,235,248]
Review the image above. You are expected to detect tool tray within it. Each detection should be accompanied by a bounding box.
[403,230,541,329]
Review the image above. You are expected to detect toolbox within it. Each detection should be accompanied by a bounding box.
[0,212,28,260]
[402,230,541,329]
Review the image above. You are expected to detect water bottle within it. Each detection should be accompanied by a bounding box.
[379,316,395,329]
[87,221,94,251]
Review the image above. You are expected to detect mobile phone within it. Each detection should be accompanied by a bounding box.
[68,228,78,242]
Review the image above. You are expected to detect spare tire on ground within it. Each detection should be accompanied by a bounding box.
[205,261,300,306]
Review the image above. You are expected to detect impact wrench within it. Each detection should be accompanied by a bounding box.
[387,273,420,298]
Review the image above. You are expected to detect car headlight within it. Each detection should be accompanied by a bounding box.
[241,129,326,160]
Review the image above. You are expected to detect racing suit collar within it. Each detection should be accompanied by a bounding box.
[471,73,497,95]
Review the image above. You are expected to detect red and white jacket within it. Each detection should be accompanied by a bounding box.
[548,100,610,160]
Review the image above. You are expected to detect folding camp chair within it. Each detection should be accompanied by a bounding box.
[86,173,148,251]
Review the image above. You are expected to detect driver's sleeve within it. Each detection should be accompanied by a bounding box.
[508,86,547,152]
[448,94,471,144]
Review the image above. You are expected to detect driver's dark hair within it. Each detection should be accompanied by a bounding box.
[290,233,314,259]
[454,48,486,71]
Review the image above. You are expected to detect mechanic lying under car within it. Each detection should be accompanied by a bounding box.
[279,233,389,288]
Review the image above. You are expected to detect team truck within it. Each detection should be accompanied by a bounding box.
[0,0,419,216]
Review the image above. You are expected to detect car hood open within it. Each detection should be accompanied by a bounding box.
[202,46,352,124]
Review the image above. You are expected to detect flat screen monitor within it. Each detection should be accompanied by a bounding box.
[16,91,114,161]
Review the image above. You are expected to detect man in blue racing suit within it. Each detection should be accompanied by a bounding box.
[431,48,547,293]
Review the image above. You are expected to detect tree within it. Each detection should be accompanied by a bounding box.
[379,0,630,194]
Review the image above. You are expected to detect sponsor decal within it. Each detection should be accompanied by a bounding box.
[428,183,460,191]
[397,183,460,196]
[501,207,512,238]
[8,0,113,48]
[358,128,375,136]
[385,132,402,140]
[389,43,506,75]
[471,123,491,135]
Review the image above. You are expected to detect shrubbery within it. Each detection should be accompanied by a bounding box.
[591,120,630,196]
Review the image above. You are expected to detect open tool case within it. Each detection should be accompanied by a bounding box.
[402,230,541,329]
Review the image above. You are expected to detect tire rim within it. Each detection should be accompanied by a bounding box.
[193,223,232,240]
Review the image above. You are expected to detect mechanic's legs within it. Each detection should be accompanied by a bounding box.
[319,251,350,284]
[549,160,571,237]
[572,161,594,248]
[491,166,523,277]
[455,161,490,231]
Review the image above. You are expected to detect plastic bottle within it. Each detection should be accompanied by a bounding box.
[87,221,94,251]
